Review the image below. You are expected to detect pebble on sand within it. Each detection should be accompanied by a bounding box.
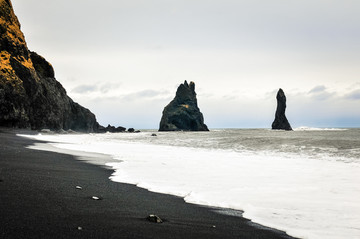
[147,214,163,223]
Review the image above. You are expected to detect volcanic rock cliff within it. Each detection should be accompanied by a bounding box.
[0,0,99,132]
[159,80,209,131]
[272,88,292,131]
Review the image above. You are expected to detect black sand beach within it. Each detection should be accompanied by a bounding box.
[0,128,295,239]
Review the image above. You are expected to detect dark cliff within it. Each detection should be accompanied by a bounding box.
[159,80,209,131]
[0,0,99,132]
[271,88,292,131]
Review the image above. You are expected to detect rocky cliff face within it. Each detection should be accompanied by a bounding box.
[272,88,292,130]
[0,0,99,132]
[159,80,209,131]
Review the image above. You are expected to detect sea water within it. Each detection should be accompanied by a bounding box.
[20,128,360,239]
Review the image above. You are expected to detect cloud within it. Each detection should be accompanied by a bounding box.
[264,89,279,99]
[71,84,98,94]
[309,85,326,94]
[307,85,336,101]
[71,82,123,95]
[121,89,171,101]
[100,83,122,93]
[222,95,238,101]
[344,89,360,100]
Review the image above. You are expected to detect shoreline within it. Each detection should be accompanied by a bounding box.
[0,128,295,239]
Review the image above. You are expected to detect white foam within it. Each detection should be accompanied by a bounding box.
[20,133,360,239]
[294,126,348,131]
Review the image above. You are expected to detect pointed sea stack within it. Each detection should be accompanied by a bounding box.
[159,81,209,131]
[272,88,292,131]
[0,0,99,132]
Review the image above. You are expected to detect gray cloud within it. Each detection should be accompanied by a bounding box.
[71,85,98,94]
[100,83,122,93]
[265,89,280,99]
[71,82,122,94]
[309,85,326,94]
[121,89,171,101]
[307,85,336,101]
[344,89,360,100]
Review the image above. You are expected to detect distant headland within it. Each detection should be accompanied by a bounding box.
[0,0,138,133]
[0,0,99,132]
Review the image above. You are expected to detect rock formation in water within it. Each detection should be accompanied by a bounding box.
[159,80,209,131]
[97,124,126,133]
[271,88,292,130]
[0,0,99,132]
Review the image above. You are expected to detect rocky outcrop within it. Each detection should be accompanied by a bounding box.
[159,80,209,131]
[0,0,99,132]
[97,124,126,133]
[272,88,292,130]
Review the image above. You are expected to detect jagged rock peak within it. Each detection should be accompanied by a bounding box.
[174,80,197,104]
[271,88,292,131]
[182,80,195,92]
[0,0,99,132]
[159,81,209,131]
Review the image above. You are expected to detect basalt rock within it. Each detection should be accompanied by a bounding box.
[271,88,292,131]
[0,0,99,132]
[159,80,209,131]
[146,214,163,223]
[97,124,126,133]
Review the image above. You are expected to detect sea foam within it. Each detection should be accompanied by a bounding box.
[294,126,348,131]
[20,130,360,239]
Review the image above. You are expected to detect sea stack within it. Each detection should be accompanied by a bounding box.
[272,88,292,130]
[159,80,209,131]
[0,0,99,132]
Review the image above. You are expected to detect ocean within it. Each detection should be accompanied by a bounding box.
[21,128,360,239]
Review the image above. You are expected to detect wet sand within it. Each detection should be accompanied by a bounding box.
[0,128,295,239]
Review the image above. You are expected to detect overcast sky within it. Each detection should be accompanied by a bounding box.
[12,0,360,129]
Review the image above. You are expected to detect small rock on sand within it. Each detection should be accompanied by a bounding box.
[147,214,163,223]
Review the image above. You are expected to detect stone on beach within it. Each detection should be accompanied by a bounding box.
[146,214,163,223]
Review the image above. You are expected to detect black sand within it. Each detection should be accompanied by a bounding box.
[0,128,296,239]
